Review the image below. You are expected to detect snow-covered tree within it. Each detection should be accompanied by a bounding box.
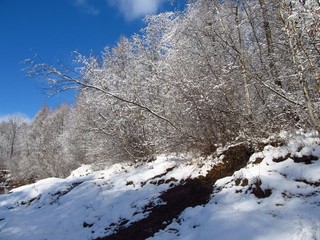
[0,115,29,173]
[22,0,320,169]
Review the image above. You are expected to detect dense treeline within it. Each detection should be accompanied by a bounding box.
[1,0,319,179]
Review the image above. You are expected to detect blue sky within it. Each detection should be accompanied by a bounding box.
[0,0,182,120]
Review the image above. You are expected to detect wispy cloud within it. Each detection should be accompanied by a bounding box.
[74,0,100,15]
[107,0,166,20]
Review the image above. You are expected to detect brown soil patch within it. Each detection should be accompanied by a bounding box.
[273,153,291,163]
[291,155,318,164]
[244,177,272,199]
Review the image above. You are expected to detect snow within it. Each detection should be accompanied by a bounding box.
[0,155,214,240]
[149,131,320,240]
[0,131,319,240]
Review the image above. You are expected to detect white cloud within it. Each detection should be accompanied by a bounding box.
[108,0,165,20]
[74,0,100,15]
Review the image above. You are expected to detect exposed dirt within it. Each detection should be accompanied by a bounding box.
[291,155,318,164]
[273,154,318,165]
[272,154,291,163]
[248,178,272,199]
[96,144,254,240]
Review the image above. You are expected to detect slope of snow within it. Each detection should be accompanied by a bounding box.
[0,131,319,240]
[150,131,320,240]
[0,155,215,240]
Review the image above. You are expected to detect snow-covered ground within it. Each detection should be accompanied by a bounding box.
[0,154,215,240]
[151,132,320,240]
[0,131,319,240]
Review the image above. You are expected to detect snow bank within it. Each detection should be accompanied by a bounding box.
[0,131,319,240]
[150,131,320,240]
[0,155,215,240]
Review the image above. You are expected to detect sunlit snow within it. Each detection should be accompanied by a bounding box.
[0,132,319,240]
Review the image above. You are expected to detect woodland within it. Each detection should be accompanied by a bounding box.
[1,0,320,180]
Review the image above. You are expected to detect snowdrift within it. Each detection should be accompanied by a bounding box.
[0,131,319,240]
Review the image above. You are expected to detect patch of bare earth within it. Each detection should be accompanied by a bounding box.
[96,144,254,240]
